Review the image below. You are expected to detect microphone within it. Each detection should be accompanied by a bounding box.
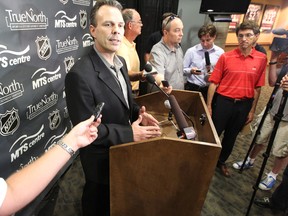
[144,63,152,72]
[272,28,288,37]
[204,51,211,73]
[143,63,157,75]
[164,99,171,109]
[204,51,211,66]
[145,74,169,98]
[168,95,188,131]
[168,95,196,140]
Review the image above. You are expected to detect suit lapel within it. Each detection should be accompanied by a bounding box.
[89,49,130,109]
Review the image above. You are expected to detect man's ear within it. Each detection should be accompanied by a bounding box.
[163,29,168,35]
[255,33,260,40]
[90,24,96,38]
[128,21,133,30]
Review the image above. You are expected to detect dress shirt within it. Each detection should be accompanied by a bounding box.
[183,43,224,87]
[150,38,185,90]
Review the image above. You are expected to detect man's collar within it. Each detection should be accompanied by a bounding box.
[93,45,123,70]
[161,38,180,52]
[196,44,215,52]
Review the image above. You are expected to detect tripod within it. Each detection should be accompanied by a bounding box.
[240,65,288,215]
[245,89,288,215]
[240,65,288,173]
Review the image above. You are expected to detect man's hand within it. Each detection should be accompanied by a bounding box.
[245,112,254,125]
[281,74,288,91]
[190,67,202,75]
[132,115,161,142]
[139,106,159,126]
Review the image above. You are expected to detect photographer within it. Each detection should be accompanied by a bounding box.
[253,74,288,212]
[233,51,288,190]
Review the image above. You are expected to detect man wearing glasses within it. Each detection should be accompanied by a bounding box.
[207,21,267,177]
[148,14,185,91]
[116,8,144,96]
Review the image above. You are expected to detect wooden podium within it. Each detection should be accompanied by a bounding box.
[110,90,221,216]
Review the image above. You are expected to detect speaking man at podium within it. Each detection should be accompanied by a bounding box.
[65,1,161,216]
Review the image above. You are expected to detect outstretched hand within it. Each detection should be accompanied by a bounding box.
[139,106,159,126]
[131,115,161,142]
[63,115,101,150]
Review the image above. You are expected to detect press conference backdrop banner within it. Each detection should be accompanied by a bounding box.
[0,0,95,181]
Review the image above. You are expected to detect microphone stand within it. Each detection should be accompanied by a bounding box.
[159,109,179,131]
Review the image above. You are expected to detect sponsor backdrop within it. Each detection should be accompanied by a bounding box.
[0,0,95,210]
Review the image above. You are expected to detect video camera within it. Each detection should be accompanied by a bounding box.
[270,28,288,53]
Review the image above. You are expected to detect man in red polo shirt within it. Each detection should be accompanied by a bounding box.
[207,21,267,177]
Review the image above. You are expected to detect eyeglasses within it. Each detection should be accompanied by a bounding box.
[130,20,142,25]
[163,14,179,29]
[237,33,255,39]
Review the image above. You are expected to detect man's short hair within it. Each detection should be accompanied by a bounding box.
[90,0,123,27]
[162,14,180,31]
[198,24,217,38]
[122,9,136,27]
[236,20,260,35]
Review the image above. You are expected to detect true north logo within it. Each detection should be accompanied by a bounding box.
[31,66,62,90]
[5,8,48,31]
[64,56,75,73]
[35,36,52,60]
[82,33,94,47]
[0,44,31,68]
[48,109,61,130]
[79,10,87,29]
[0,108,20,136]
[56,36,79,54]
[0,80,24,106]
[73,0,90,6]
[9,125,45,162]
[26,92,58,120]
[55,11,77,28]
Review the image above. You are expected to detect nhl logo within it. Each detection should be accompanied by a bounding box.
[79,10,87,29]
[35,36,52,61]
[0,108,20,136]
[59,0,68,4]
[64,56,75,73]
[48,109,61,130]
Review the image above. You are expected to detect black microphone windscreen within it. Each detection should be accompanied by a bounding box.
[204,51,211,66]
[145,73,156,84]
[168,95,188,131]
[272,28,288,36]
[144,63,152,72]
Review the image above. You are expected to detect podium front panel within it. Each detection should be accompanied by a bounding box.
[110,91,221,216]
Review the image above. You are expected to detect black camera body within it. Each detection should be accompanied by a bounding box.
[270,37,288,53]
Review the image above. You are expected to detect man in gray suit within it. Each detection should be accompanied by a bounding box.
[65,1,161,215]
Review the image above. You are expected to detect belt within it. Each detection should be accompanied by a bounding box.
[219,94,254,103]
[187,82,207,90]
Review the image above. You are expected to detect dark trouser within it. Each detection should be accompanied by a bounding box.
[212,94,253,164]
[82,181,110,216]
[185,82,208,101]
[271,166,288,211]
